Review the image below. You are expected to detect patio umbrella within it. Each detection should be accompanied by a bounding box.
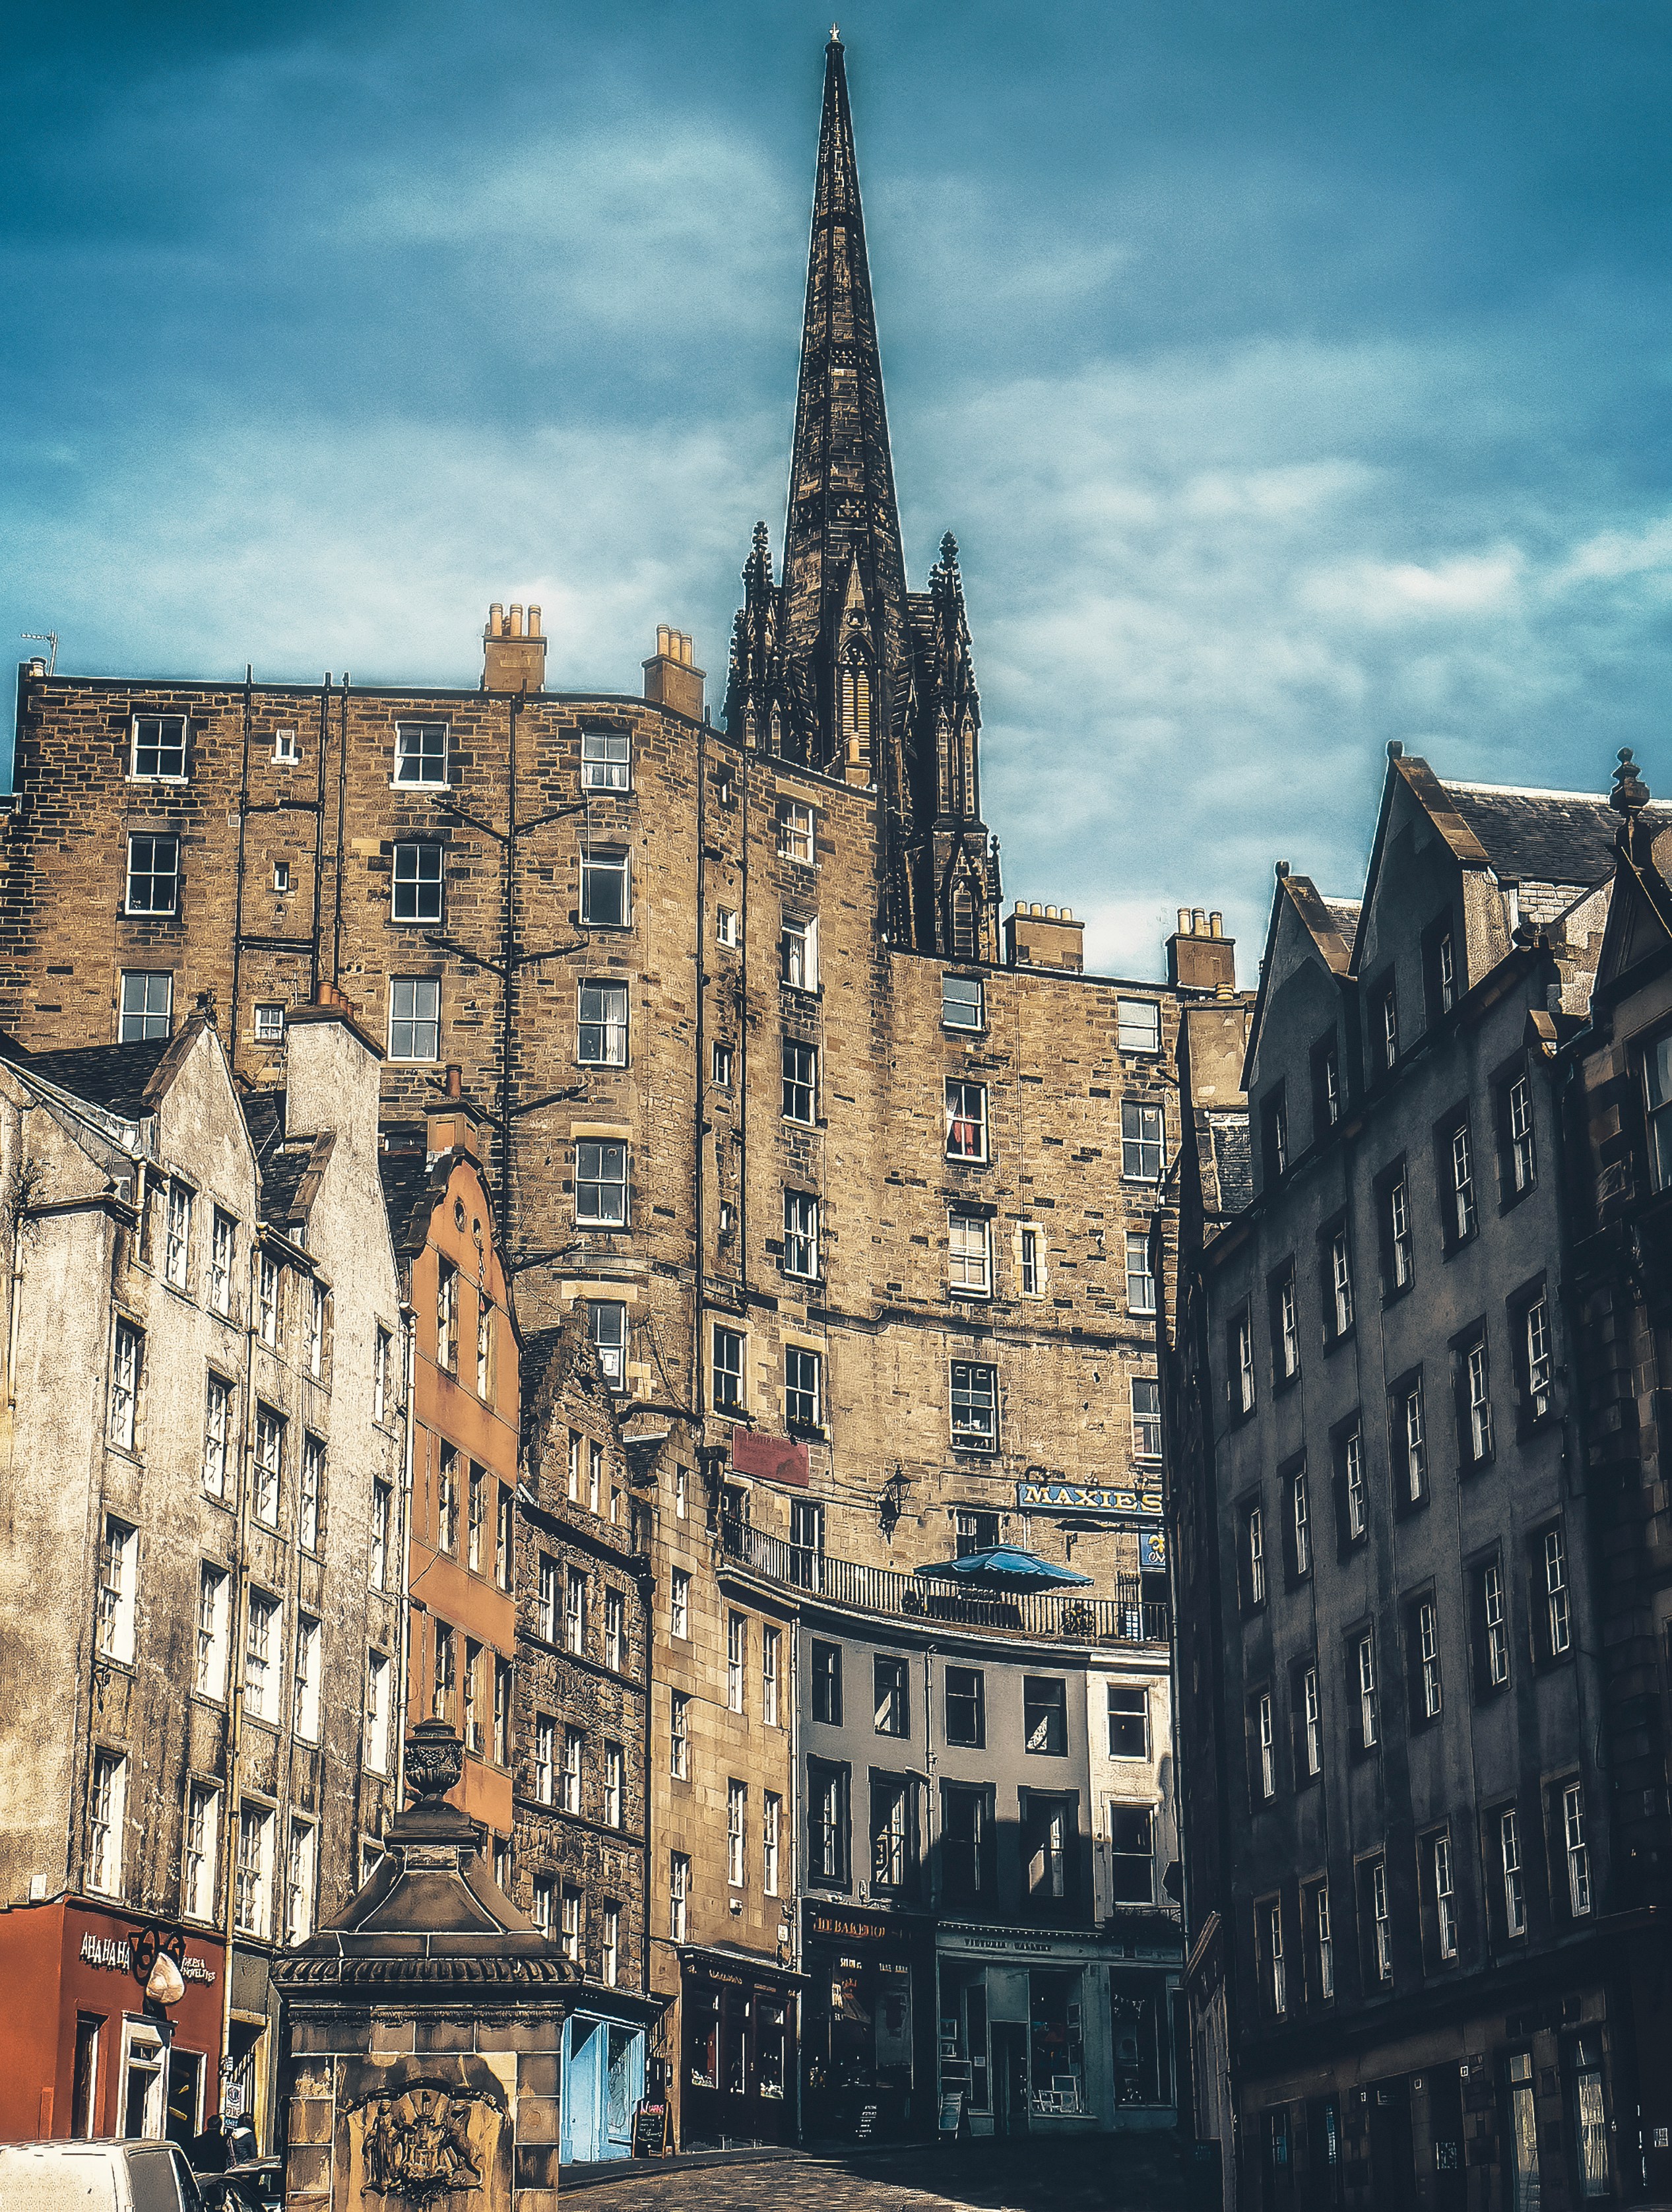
[913,1545,1093,1592]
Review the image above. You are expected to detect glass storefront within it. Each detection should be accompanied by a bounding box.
[802,1903,932,2140]
[680,1957,798,2146]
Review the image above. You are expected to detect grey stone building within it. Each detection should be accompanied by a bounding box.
[0,1000,405,2149]
[1167,747,1671,2209]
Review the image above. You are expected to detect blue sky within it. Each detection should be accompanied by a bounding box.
[6,1,1672,979]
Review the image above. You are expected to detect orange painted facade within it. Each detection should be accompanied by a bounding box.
[0,1897,224,2143]
[383,1091,521,1850]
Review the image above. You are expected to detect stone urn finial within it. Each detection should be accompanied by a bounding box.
[404,1717,465,1804]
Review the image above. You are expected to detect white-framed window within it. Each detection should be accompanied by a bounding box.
[1126,1232,1156,1316]
[670,1852,690,1941]
[1645,1029,1672,1190]
[1450,1120,1478,1241]
[97,1517,137,1665]
[1118,998,1161,1055]
[1387,1172,1412,1287]
[272,861,292,894]
[284,1819,317,1945]
[728,1778,748,1887]
[1436,930,1456,1013]
[244,1591,280,1724]
[256,1252,281,1348]
[293,1615,322,1743]
[949,1211,992,1295]
[580,847,631,927]
[1467,1339,1493,1462]
[235,1801,274,1937]
[530,1876,553,1936]
[589,1439,602,1514]
[782,1038,816,1123]
[1019,1223,1045,1298]
[1380,983,1399,1070]
[392,840,444,923]
[602,1902,621,1988]
[1247,1506,1266,1606]
[560,1885,583,1963]
[1330,1229,1354,1336]
[109,1318,143,1450]
[670,1690,690,1778]
[779,801,815,864]
[1302,1666,1322,1776]
[1434,1831,1458,1959]
[942,973,984,1030]
[370,1480,393,1592]
[783,1189,819,1279]
[1371,1859,1392,1981]
[1256,1691,1275,1800]
[727,1612,746,1712]
[1357,1633,1378,1747]
[300,1434,325,1551]
[389,977,441,1060]
[1132,1376,1162,1461]
[1483,1560,1510,1686]
[670,1569,690,1642]
[589,1300,627,1389]
[1293,1472,1311,1577]
[253,1404,282,1524]
[1108,1684,1149,1759]
[1545,1526,1571,1655]
[713,1324,744,1412]
[494,1656,512,1766]
[763,1791,782,1895]
[576,1140,628,1227]
[119,971,173,1041]
[1344,1426,1366,1538]
[675,1464,688,1519]
[1526,1295,1553,1419]
[781,913,818,989]
[183,1781,220,1922]
[1234,1312,1255,1414]
[478,1299,496,1403]
[716,905,739,948]
[1267,1899,1286,2016]
[131,713,187,781]
[365,1650,391,1774]
[787,1344,821,1430]
[1418,1600,1442,1718]
[272,725,299,764]
[164,1184,192,1288]
[561,1725,583,1814]
[1564,1782,1592,1916]
[432,1620,456,1724]
[1508,1074,1536,1191]
[1500,1807,1526,1936]
[711,1040,734,1087]
[1403,1382,1427,1501]
[88,1751,127,1897]
[1121,1099,1165,1182]
[565,1567,587,1656]
[209,1209,236,1317]
[605,1588,624,1672]
[534,1716,556,1805]
[581,726,631,792]
[394,719,449,787]
[950,1360,997,1452]
[604,1741,623,1829]
[578,981,628,1066]
[195,1563,230,1701]
[763,1625,780,1727]
[1315,1882,1334,2000]
[946,1080,988,1162]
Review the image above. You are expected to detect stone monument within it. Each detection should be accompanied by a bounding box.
[273,1721,579,2212]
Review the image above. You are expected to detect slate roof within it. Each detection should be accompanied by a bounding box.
[1440,781,1672,890]
[1211,1115,1254,1218]
[240,1089,316,1229]
[379,1148,439,1257]
[10,1039,176,1121]
[1323,898,1361,947]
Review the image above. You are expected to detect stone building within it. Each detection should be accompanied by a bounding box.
[1167,748,1672,2209]
[511,1318,657,2162]
[1562,754,1672,2202]
[379,1070,522,1855]
[0,1001,404,2149]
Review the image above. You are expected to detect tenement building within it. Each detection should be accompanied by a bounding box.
[0,34,1236,2149]
[1167,745,1672,2210]
[0,1002,405,2149]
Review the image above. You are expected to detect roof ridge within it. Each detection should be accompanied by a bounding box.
[1442,775,1672,808]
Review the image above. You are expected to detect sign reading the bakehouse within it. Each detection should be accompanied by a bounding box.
[1016,1480,1163,1518]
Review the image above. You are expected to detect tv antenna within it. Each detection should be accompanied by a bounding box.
[20,633,57,675]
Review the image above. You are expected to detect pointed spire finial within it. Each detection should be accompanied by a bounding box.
[1611,746,1650,819]
[829,22,841,43]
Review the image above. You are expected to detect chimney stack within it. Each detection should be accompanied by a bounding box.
[1167,905,1237,992]
[1004,900,1085,973]
[482,601,548,694]
[643,626,705,722]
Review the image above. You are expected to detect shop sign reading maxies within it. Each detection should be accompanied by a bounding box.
[1016,1479,1163,1518]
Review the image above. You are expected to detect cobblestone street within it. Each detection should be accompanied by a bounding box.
[562,2139,1202,2212]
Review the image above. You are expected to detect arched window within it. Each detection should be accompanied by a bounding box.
[838,647,872,754]
[950,880,977,960]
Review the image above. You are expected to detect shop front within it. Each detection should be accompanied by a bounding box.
[936,1921,1171,2135]
[0,1897,224,2145]
[678,1947,800,2147]
[560,1996,656,2164]
[801,1902,934,2143]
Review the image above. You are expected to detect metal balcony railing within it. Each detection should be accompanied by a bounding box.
[717,1516,1170,1646]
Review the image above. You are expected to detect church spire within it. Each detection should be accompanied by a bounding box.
[777,31,910,778]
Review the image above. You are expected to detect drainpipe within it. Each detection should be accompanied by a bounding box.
[395,1303,417,1811]
[218,1239,260,2126]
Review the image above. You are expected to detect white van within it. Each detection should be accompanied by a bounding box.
[0,2143,203,2212]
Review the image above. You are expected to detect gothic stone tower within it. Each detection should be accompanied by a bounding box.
[724,33,1000,961]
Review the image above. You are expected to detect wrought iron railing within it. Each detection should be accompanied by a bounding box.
[716,1516,1169,1645]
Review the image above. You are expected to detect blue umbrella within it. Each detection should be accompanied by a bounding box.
[914,1545,1093,1592]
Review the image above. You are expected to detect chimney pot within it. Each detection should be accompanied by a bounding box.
[509,604,523,637]
[643,625,705,719]
[529,604,541,637]
[488,602,503,637]
[1192,907,1207,932]
[482,598,547,692]
[1176,907,1190,936]
[1209,911,1223,938]
[445,1062,463,1101]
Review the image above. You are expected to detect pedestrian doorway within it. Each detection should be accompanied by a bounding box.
[560,2013,644,2164]
[992,2024,1028,2136]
